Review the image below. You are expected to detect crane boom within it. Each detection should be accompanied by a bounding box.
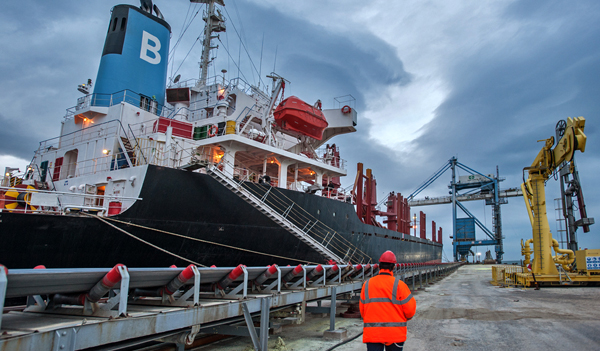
[521,117,586,275]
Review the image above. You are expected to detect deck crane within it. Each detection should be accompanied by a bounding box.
[520,117,591,278]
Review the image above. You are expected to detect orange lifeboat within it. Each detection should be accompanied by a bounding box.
[273,96,328,140]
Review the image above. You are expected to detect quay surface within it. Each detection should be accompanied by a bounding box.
[199,265,600,351]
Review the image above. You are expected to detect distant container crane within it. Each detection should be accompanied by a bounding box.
[407,157,522,263]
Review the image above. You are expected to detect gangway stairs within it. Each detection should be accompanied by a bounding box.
[206,166,345,263]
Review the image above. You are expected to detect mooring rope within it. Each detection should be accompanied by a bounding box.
[87,214,206,267]
[86,214,320,265]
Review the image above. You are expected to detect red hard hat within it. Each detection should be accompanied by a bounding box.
[379,250,397,264]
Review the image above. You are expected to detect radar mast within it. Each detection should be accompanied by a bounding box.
[191,0,226,87]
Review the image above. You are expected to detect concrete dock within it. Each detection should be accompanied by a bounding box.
[196,265,600,351]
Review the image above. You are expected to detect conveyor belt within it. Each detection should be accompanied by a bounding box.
[0,262,460,351]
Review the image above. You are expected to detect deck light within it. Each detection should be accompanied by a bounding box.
[102,149,109,155]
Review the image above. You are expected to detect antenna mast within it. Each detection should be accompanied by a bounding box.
[192,0,226,87]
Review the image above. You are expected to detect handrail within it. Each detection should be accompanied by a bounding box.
[65,89,175,119]
[205,152,371,264]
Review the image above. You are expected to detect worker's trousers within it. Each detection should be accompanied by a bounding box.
[366,342,404,351]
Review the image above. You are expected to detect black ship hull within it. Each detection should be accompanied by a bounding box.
[0,165,441,269]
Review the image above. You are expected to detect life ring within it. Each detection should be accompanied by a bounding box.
[341,105,351,114]
[208,124,218,137]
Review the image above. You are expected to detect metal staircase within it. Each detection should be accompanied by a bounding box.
[120,136,137,166]
[206,166,344,263]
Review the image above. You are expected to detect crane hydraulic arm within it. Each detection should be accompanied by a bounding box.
[521,117,586,275]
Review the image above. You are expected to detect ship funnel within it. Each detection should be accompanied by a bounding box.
[93,5,171,113]
[140,0,153,13]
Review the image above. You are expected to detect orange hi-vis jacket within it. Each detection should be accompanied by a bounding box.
[359,269,416,344]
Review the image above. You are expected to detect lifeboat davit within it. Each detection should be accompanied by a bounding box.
[273,96,329,140]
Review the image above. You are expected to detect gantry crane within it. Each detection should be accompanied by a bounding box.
[515,117,599,286]
[408,157,522,263]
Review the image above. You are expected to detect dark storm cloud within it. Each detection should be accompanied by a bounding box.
[216,0,411,111]
[0,1,107,159]
[0,113,41,160]
[409,0,600,174]
[399,0,600,258]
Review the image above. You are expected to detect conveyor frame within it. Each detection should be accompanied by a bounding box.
[0,263,460,350]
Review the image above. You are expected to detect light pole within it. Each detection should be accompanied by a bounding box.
[2,167,20,187]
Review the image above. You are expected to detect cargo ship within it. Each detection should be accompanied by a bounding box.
[0,0,442,269]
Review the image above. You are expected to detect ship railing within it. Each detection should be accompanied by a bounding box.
[167,74,230,90]
[40,145,146,182]
[122,118,346,172]
[289,181,352,203]
[32,119,148,177]
[126,117,196,140]
[167,74,270,102]
[0,185,141,215]
[37,120,123,153]
[322,183,354,202]
[166,97,240,122]
[56,152,120,179]
[209,156,372,264]
[234,104,263,132]
[315,145,347,171]
[64,90,174,120]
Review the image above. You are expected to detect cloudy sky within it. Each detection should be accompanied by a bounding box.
[1,0,599,261]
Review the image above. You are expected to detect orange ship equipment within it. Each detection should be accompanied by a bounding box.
[273,96,329,140]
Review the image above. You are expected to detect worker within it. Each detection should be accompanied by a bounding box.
[360,251,416,351]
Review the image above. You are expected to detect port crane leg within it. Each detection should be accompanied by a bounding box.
[524,175,558,275]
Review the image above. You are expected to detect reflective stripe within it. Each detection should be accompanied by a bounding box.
[394,293,413,305]
[364,322,407,327]
[392,278,399,300]
[360,279,371,304]
[361,277,413,305]
[365,297,393,303]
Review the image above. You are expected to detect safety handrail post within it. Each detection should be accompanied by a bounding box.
[117,265,130,316]
[0,265,6,331]
[329,286,337,332]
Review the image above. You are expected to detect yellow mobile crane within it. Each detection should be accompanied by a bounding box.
[512,117,600,286]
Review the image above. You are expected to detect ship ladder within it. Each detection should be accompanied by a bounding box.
[120,137,137,166]
[206,166,344,263]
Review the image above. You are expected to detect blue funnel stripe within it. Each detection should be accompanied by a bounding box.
[93,5,170,113]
